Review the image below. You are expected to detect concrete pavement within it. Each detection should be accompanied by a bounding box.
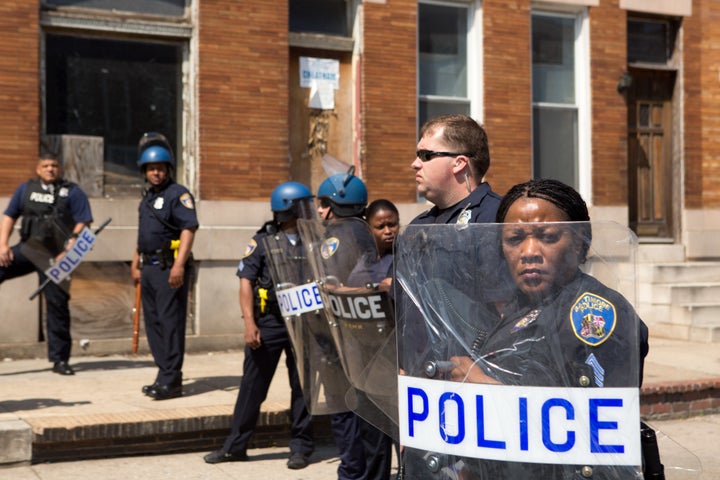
[0,336,718,477]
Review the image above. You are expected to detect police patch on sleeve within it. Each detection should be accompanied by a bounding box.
[243,239,257,259]
[180,193,195,209]
[570,292,616,346]
[321,237,340,259]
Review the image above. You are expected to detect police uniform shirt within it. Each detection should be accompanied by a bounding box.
[321,218,377,285]
[237,228,287,321]
[137,181,198,254]
[4,179,92,228]
[478,272,649,388]
[410,182,501,225]
[346,251,393,288]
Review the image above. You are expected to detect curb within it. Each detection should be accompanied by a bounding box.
[3,379,719,465]
[26,407,333,463]
[640,378,720,420]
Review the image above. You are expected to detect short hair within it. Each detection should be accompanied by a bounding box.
[419,114,491,179]
[496,178,591,261]
[38,151,59,162]
[365,199,399,221]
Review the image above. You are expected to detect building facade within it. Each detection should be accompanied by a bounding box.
[1,0,718,355]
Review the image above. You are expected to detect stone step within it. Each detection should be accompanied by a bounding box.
[644,262,720,284]
[649,283,720,306]
[649,321,720,343]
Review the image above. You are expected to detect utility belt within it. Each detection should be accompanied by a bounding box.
[140,240,183,269]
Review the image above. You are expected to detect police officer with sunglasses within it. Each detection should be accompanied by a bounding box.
[410,114,501,226]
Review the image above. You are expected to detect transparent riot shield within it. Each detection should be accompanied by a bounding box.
[298,216,398,437]
[19,216,77,294]
[394,221,699,479]
[262,230,351,415]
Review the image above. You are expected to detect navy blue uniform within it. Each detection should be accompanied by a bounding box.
[1,179,92,364]
[455,272,650,479]
[137,181,198,387]
[410,182,501,225]
[222,226,313,458]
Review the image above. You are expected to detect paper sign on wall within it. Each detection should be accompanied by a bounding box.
[300,57,339,109]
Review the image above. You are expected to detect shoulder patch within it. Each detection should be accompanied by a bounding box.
[321,237,340,259]
[179,192,194,209]
[243,239,257,259]
[570,292,617,347]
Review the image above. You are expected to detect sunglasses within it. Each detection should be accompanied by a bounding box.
[416,149,472,162]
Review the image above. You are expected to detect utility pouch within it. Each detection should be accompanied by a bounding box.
[159,241,176,269]
[641,421,665,480]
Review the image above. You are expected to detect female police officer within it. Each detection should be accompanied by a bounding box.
[443,178,651,479]
[131,133,198,400]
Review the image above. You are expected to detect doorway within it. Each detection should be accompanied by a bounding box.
[627,69,676,239]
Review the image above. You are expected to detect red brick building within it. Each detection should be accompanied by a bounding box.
[1,0,718,352]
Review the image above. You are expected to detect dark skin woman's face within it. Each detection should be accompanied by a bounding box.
[368,208,399,256]
[501,197,583,300]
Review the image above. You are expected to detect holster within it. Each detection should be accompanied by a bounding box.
[641,421,665,480]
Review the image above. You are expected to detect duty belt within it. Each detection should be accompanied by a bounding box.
[141,252,162,266]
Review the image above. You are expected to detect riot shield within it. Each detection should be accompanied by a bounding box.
[262,230,351,415]
[394,221,699,479]
[298,216,398,437]
[20,216,79,294]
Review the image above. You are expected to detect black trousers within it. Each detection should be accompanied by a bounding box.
[0,244,71,363]
[141,263,191,386]
[222,316,314,456]
[332,411,393,480]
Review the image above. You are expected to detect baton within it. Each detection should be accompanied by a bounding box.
[132,281,141,354]
[29,217,113,300]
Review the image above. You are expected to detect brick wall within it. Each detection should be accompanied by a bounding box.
[699,0,720,207]
[483,0,533,197]
[589,2,628,206]
[683,2,702,209]
[197,0,290,201]
[361,0,419,202]
[0,1,40,195]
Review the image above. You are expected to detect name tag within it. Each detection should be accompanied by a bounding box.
[398,375,641,466]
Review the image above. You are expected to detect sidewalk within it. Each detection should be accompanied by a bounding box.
[0,337,718,466]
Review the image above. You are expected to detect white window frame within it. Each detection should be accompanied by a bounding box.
[531,6,592,202]
[417,0,484,129]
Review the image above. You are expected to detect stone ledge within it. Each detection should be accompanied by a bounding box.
[640,378,720,420]
[0,420,32,464]
[22,406,333,464]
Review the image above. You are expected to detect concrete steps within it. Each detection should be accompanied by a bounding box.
[638,257,720,343]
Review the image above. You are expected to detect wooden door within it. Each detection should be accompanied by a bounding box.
[627,70,676,238]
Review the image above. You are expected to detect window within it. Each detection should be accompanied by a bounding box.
[531,10,590,197]
[418,1,480,129]
[290,0,350,36]
[45,35,183,196]
[627,18,676,64]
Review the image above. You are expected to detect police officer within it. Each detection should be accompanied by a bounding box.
[204,182,314,470]
[316,170,394,480]
[0,152,93,375]
[411,114,501,225]
[130,133,198,400]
